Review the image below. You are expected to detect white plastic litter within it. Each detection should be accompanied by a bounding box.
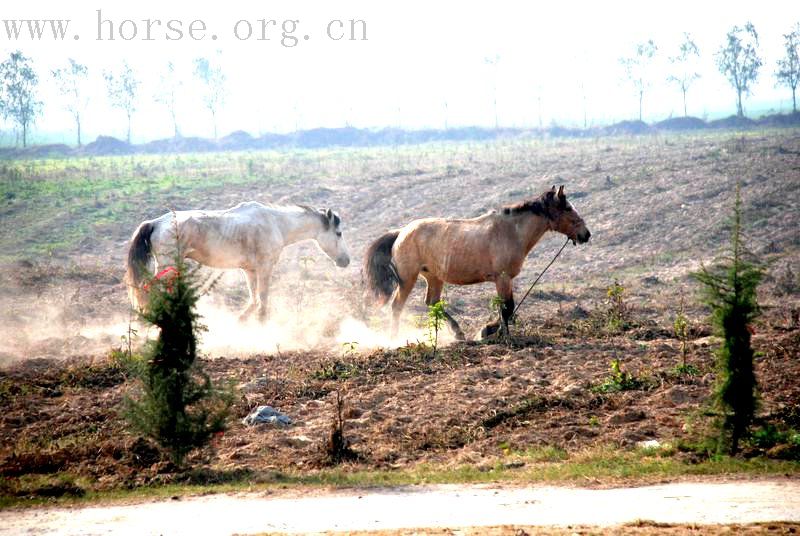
[242,405,292,426]
[636,439,663,449]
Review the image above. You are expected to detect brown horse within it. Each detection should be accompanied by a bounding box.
[364,185,590,339]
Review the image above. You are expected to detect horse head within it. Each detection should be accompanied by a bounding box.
[544,185,591,245]
[315,208,351,267]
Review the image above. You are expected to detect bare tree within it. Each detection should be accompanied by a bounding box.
[620,40,658,121]
[667,33,701,117]
[716,22,762,117]
[484,54,500,129]
[193,57,226,139]
[776,23,800,113]
[534,82,544,130]
[0,50,41,148]
[575,52,591,128]
[154,61,181,138]
[52,59,89,146]
[104,62,139,143]
[579,80,588,128]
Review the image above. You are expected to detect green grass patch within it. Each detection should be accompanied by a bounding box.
[0,150,314,262]
[592,359,652,393]
[2,443,798,509]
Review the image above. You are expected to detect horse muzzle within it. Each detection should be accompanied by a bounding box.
[335,256,351,268]
[576,229,591,244]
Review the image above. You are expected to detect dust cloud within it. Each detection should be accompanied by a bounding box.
[0,303,134,366]
[195,292,444,357]
[0,283,448,366]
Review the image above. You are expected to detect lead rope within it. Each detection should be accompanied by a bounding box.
[510,236,571,321]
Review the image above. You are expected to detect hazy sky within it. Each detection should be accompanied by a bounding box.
[1,0,798,144]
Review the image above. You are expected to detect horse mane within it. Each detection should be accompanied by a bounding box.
[296,204,340,229]
[501,191,552,218]
[296,204,318,215]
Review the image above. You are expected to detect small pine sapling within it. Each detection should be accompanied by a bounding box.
[124,247,232,466]
[673,293,697,375]
[693,183,763,454]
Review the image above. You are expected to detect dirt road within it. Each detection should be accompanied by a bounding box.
[2,479,798,535]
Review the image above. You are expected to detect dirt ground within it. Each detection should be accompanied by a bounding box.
[1,131,799,500]
[2,480,799,535]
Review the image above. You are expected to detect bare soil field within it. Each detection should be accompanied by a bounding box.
[0,131,799,503]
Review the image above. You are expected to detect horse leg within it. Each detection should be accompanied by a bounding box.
[423,276,465,341]
[390,272,417,338]
[481,274,515,339]
[239,268,258,321]
[255,265,274,323]
[496,274,515,336]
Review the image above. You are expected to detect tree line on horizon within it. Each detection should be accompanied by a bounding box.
[620,22,799,123]
[0,54,226,148]
[0,20,798,149]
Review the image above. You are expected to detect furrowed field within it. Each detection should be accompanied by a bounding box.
[1,130,799,505]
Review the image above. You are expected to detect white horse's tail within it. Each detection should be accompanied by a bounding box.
[125,220,156,309]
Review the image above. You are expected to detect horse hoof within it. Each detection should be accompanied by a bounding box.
[479,321,500,340]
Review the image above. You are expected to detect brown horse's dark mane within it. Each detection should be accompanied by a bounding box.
[501,191,553,219]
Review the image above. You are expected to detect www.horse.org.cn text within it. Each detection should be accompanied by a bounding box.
[1,11,368,47]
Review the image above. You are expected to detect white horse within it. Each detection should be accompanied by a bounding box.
[125,201,351,320]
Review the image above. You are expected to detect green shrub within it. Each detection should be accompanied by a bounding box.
[673,293,692,370]
[693,183,763,455]
[124,254,232,466]
[673,363,700,376]
[109,346,147,379]
[312,358,359,381]
[606,280,627,331]
[427,300,447,356]
[593,359,649,393]
[751,424,784,448]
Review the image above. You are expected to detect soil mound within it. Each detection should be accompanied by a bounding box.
[220,130,257,150]
[602,120,651,135]
[7,112,800,160]
[142,137,218,154]
[255,132,290,149]
[709,115,756,129]
[757,112,800,127]
[294,127,367,148]
[655,116,707,131]
[83,136,133,156]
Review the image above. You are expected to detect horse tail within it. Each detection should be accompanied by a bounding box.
[125,220,156,309]
[364,230,401,304]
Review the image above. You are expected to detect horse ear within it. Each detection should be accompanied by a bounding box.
[550,185,556,193]
[326,208,333,220]
[557,185,565,198]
